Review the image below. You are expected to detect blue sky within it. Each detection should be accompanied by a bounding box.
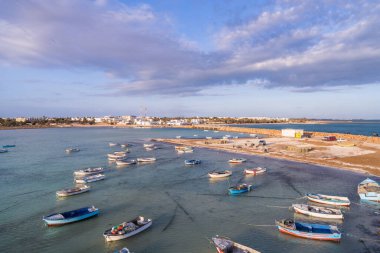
[0,0,379,119]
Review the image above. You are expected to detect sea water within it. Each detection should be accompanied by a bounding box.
[0,127,379,253]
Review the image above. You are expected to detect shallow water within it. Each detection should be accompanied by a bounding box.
[0,127,379,253]
[232,122,380,136]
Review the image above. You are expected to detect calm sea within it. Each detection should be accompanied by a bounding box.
[231,121,380,136]
[0,127,379,253]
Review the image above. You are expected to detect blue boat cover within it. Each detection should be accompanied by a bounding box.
[295,222,333,234]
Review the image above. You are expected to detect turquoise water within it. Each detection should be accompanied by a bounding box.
[0,127,379,253]
[231,121,380,136]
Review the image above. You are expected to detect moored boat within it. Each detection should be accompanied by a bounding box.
[56,185,90,197]
[228,184,252,195]
[74,167,104,176]
[177,147,193,153]
[244,167,266,175]
[306,193,350,207]
[0,149,8,153]
[43,206,99,226]
[116,159,137,166]
[103,216,152,242]
[211,235,260,253]
[184,159,201,165]
[65,148,80,153]
[3,144,16,148]
[292,204,343,219]
[143,143,155,148]
[276,219,341,242]
[108,152,128,159]
[208,170,232,178]
[109,142,119,147]
[75,174,105,184]
[358,178,380,202]
[137,157,156,163]
[228,158,247,163]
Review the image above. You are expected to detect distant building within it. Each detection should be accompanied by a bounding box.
[282,129,304,138]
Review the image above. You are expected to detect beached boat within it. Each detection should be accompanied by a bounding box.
[43,206,99,226]
[292,204,343,219]
[176,136,182,139]
[116,159,137,166]
[228,158,247,163]
[103,216,152,242]
[0,149,8,153]
[65,148,80,153]
[184,159,201,165]
[358,178,380,202]
[212,235,260,253]
[137,157,156,163]
[244,167,266,175]
[208,170,232,178]
[3,144,16,148]
[56,185,90,197]
[109,142,119,147]
[306,193,350,207]
[177,147,194,153]
[228,184,252,195]
[74,167,104,176]
[75,174,105,184]
[276,219,341,242]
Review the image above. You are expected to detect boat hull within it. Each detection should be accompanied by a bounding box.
[104,221,152,242]
[43,210,99,226]
[293,205,343,219]
[278,226,341,242]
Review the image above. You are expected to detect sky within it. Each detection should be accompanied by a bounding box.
[0,0,380,119]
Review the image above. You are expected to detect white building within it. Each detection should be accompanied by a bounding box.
[282,129,304,138]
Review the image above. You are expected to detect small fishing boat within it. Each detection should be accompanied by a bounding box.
[228,158,247,163]
[184,159,201,165]
[3,144,16,148]
[244,167,266,175]
[208,170,232,178]
[137,157,156,163]
[228,184,252,195]
[109,142,119,147]
[206,136,212,139]
[43,206,99,226]
[358,178,380,202]
[176,136,182,139]
[214,130,219,133]
[276,219,341,242]
[116,159,137,166]
[65,148,80,153]
[56,185,90,197]
[143,143,155,148]
[0,149,8,153]
[74,167,104,176]
[103,216,152,242]
[145,146,158,151]
[306,193,350,207]
[75,174,105,184]
[108,152,128,159]
[211,235,260,253]
[120,144,129,148]
[292,204,343,219]
[177,147,193,153]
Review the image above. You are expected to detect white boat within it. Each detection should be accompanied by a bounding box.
[177,148,193,154]
[306,193,350,207]
[75,174,105,184]
[292,204,343,219]
[212,235,260,253]
[74,167,104,176]
[208,170,232,178]
[214,131,219,133]
[143,143,155,148]
[56,185,90,197]
[103,216,152,242]
[206,136,212,139]
[228,158,247,163]
[109,142,119,147]
[244,167,266,175]
[176,136,182,139]
[120,144,129,148]
[137,157,156,163]
[358,178,380,202]
[145,146,158,151]
[65,148,80,153]
[116,159,137,166]
[108,151,128,159]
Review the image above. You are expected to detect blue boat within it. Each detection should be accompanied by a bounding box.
[184,159,201,165]
[358,178,380,202]
[3,144,15,148]
[0,149,8,153]
[43,206,99,226]
[276,219,341,242]
[228,184,252,195]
